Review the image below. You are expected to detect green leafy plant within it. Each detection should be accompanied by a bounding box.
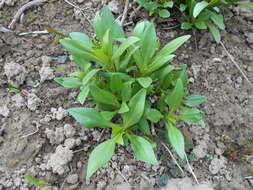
[55,6,206,179]
[136,0,174,18]
[24,175,48,187]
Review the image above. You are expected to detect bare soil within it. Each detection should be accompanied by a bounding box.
[0,0,253,190]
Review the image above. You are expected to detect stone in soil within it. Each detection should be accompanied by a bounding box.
[209,156,227,175]
[4,62,27,87]
[27,93,41,111]
[0,104,9,117]
[66,173,78,184]
[47,145,73,175]
[50,107,68,120]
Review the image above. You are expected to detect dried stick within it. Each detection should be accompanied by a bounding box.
[161,142,185,175]
[120,0,129,26]
[20,123,39,138]
[9,0,47,29]
[220,41,251,85]
[18,30,49,36]
[184,152,199,185]
[129,5,142,20]
[110,161,130,184]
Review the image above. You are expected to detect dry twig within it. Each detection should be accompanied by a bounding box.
[161,142,185,175]
[110,161,130,184]
[120,0,129,26]
[20,122,39,138]
[18,30,49,36]
[9,0,47,29]
[129,5,142,20]
[220,41,251,85]
[184,152,199,185]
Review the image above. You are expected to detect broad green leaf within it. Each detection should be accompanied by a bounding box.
[128,135,158,164]
[167,123,185,159]
[165,79,184,112]
[60,39,100,62]
[207,22,220,43]
[101,30,113,58]
[112,37,140,60]
[77,85,90,104]
[158,35,191,56]
[69,32,93,51]
[159,9,170,18]
[210,13,225,30]
[87,139,115,178]
[72,56,91,70]
[193,1,209,18]
[68,108,114,128]
[123,89,146,128]
[82,69,100,86]
[132,21,147,37]
[179,4,187,12]
[109,74,123,94]
[142,22,157,65]
[112,126,124,145]
[24,175,48,187]
[90,85,120,107]
[54,77,82,88]
[164,1,174,8]
[118,102,129,114]
[137,77,152,88]
[138,118,151,135]
[194,20,207,29]
[101,111,116,121]
[148,54,175,74]
[69,71,86,79]
[145,108,163,123]
[179,108,204,123]
[184,95,207,106]
[181,22,192,30]
[121,81,134,102]
[93,6,124,41]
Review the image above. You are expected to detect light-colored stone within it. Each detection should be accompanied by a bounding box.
[4,62,27,87]
[0,104,9,117]
[27,93,41,111]
[209,156,227,175]
[64,124,76,138]
[66,174,78,184]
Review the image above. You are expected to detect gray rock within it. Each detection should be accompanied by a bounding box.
[11,94,25,108]
[235,6,253,17]
[246,33,253,44]
[45,127,65,145]
[64,124,76,138]
[64,138,76,149]
[209,156,227,175]
[47,145,73,175]
[39,64,54,83]
[51,107,68,120]
[0,104,9,117]
[108,0,121,13]
[27,93,41,111]
[4,62,27,87]
[66,174,78,184]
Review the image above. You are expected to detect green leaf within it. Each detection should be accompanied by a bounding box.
[93,6,125,41]
[184,95,207,106]
[87,139,116,179]
[137,77,152,88]
[69,32,93,51]
[164,1,174,8]
[210,13,225,30]
[90,85,120,107]
[167,123,185,159]
[206,22,221,43]
[128,135,158,165]
[142,22,157,65]
[54,77,82,88]
[194,20,207,29]
[145,108,163,123]
[181,22,192,30]
[68,108,114,128]
[165,79,184,112]
[112,37,140,60]
[159,9,170,18]
[121,81,134,102]
[193,1,209,18]
[148,54,175,74]
[82,69,100,86]
[24,175,48,187]
[138,118,151,135]
[179,4,187,12]
[158,35,191,56]
[112,126,124,145]
[118,102,129,114]
[109,74,123,94]
[101,111,116,121]
[179,108,204,123]
[123,89,146,128]
[77,85,90,104]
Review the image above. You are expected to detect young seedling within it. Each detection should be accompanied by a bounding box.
[55,6,206,179]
